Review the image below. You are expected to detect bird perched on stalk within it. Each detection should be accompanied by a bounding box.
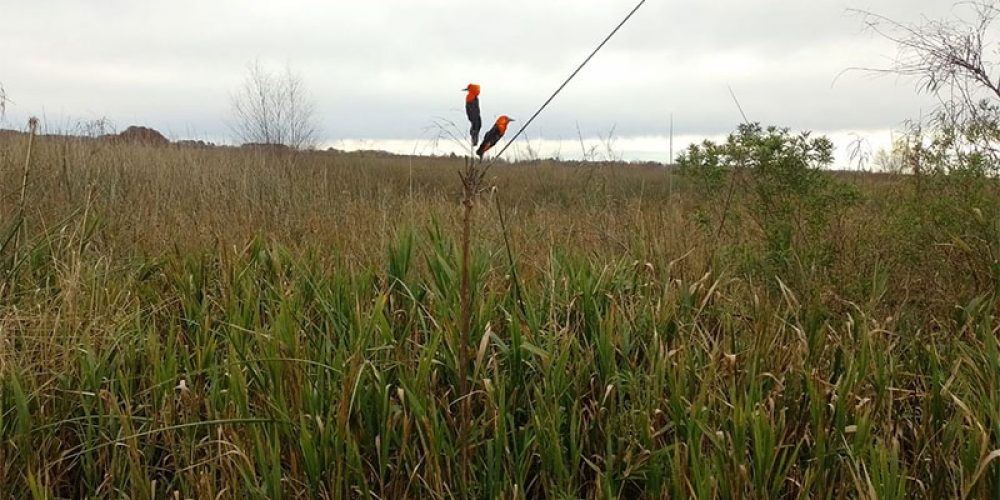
[476,115,514,159]
[463,84,482,146]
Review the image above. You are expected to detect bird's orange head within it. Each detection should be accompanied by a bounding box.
[463,84,480,103]
[496,115,514,134]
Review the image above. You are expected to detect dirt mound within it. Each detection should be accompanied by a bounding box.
[111,126,169,146]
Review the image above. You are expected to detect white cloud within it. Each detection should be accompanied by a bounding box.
[333,127,900,170]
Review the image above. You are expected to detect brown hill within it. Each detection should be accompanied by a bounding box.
[107,126,169,146]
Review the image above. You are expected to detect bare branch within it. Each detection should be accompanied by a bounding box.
[851,1,1000,172]
[850,2,1000,101]
[229,60,320,150]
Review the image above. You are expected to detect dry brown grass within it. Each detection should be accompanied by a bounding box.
[0,137,698,272]
[2,135,1000,498]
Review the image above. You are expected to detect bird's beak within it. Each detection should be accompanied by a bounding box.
[462,87,469,91]
[509,118,516,122]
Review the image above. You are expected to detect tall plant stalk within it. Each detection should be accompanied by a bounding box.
[457,154,486,486]
[18,117,38,211]
[12,117,38,263]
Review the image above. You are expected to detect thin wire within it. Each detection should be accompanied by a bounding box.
[484,0,648,168]
[728,85,750,124]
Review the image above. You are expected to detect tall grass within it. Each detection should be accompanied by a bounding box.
[0,135,998,498]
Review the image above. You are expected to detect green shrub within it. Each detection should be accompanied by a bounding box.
[679,124,861,289]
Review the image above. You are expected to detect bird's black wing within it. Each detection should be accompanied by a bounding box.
[476,124,502,158]
[466,98,482,146]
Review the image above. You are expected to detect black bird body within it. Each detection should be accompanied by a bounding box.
[476,115,513,158]
[466,97,481,146]
[464,84,482,146]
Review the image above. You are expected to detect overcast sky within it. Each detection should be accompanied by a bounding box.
[0,1,961,164]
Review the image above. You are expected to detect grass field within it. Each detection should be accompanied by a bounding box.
[1,132,1000,498]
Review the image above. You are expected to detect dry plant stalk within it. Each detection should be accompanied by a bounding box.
[12,117,39,263]
[457,154,489,485]
[458,155,491,386]
[19,117,39,210]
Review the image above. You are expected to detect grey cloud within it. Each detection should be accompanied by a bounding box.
[0,0,959,147]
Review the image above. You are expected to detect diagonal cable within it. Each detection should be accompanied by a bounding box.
[484,0,648,169]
